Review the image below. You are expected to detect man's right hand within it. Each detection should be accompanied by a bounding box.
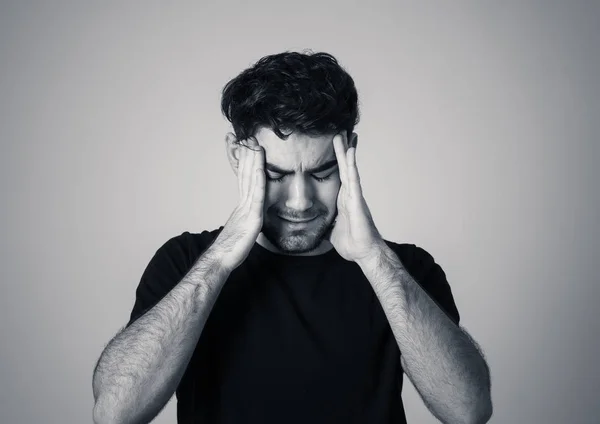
[213,136,266,272]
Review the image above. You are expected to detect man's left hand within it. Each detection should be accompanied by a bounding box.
[328,132,385,264]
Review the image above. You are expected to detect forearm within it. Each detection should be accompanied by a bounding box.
[359,245,492,424]
[92,244,231,424]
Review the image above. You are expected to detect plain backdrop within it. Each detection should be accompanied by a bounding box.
[1,2,599,423]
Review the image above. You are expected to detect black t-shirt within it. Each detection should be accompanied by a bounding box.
[126,227,460,424]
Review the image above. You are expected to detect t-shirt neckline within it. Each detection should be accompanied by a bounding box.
[253,240,339,264]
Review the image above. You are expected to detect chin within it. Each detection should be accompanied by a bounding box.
[280,235,322,254]
[264,216,333,254]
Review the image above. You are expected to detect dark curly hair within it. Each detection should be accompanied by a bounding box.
[221,51,359,142]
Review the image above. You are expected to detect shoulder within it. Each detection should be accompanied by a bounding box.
[381,240,439,280]
[125,226,226,328]
[382,239,461,324]
[156,226,224,258]
[142,227,225,276]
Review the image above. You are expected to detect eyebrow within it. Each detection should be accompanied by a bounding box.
[265,159,338,175]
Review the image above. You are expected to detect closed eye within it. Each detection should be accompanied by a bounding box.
[267,173,335,183]
[313,173,334,182]
[267,175,285,183]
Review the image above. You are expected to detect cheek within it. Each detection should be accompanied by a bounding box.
[316,180,341,205]
[264,182,278,201]
[264,183,282,210]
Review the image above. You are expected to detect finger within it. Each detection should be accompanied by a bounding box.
[247,136,261,152]
[242,141,255,200]
[342,130,349,149]
[333,133,348,186]
[246,137,261,198]
[254,139,265,171]
[250,152,266,212]
[347,147,362,196]
[237,142,247,198]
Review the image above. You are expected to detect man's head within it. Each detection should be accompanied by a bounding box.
[221,51,360,255]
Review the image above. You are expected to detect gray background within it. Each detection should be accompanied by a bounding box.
[1,2,599,423]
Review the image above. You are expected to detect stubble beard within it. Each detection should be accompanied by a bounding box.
[261,213,334,255]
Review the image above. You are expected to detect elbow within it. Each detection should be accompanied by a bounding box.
[466,392,493,424]
[93,402,111,424]
[478,400,493,424]
[465,362,493,424]
[93,406,112,424]
[93,395,126,424]
[445,387,492,424]
[469,409,492,424]
[430,390,492,424]
[93,399,113,424]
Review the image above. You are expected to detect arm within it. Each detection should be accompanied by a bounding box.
[92,242,231,424]
[358,243,492,424]
[92,135,266,424]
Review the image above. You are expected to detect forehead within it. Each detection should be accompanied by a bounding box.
[254,127,336,170]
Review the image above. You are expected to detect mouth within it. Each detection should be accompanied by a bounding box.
[278,216,317,223]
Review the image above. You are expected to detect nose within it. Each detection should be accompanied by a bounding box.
[284,175,314,213]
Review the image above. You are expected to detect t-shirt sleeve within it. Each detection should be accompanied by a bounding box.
[391,243,461,326]
[124,231,208,329]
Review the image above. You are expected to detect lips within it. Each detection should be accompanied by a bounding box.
[279,216,316,223]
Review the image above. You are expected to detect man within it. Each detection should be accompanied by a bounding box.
[92,51,492,424]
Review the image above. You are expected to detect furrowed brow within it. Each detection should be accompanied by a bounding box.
[265,159,338,175]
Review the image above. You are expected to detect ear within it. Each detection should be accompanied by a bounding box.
[224,132,242,176]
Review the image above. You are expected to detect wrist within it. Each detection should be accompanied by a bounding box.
[204,241,234,275]
[356,239,389,270]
